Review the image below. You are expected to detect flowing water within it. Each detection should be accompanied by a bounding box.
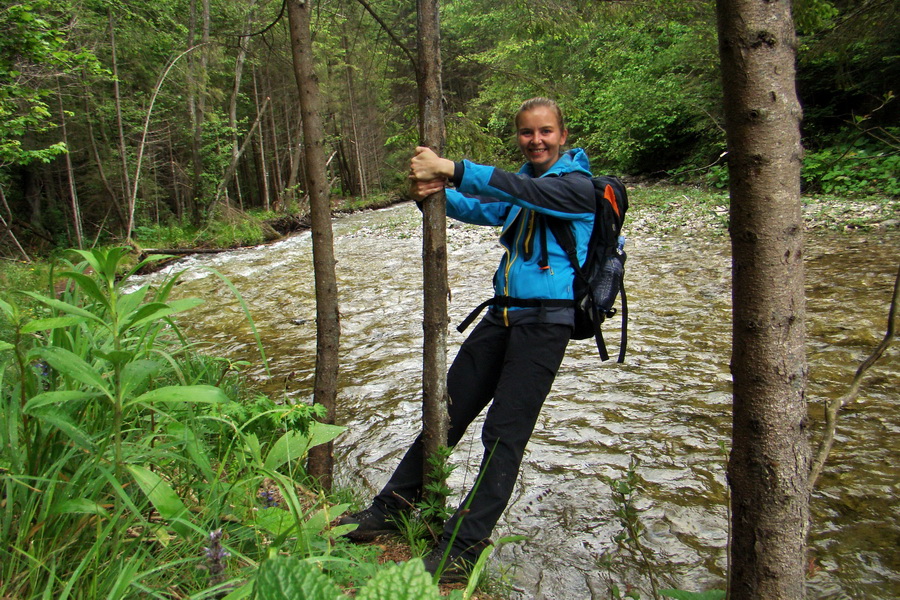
[144,202,898,599]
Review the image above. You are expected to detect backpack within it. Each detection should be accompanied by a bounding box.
[456,175,629,362]
[544,175,628,362]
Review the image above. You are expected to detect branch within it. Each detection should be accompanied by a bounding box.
[213,96,270,205]
[809,262,900,488]
[354,0,417,71]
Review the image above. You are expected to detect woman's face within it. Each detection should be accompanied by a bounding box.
[516,106,568,176]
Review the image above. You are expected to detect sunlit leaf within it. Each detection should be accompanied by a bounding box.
[128,384,228,407]
[127,465,192,538]
[31,346,112,398]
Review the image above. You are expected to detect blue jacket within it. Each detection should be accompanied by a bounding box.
[446,148,595,326]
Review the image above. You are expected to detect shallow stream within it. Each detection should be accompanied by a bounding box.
[145,202,898,599]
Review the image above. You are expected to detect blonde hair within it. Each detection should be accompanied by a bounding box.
[515,97,566,131]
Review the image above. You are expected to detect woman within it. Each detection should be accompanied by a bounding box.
[341,98,598,581]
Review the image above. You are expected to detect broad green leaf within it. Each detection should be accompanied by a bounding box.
[119,359,161,397]
[94,349,135,367]
[302,503,350,539]
[255,555,343,600]
[263,423,345,471]
[127,465,192,538]
[306,422,346,449]
[21,315,86,333]
[20,292,106,326]
[0,341,14,352]
[51,498,109,517]
[57,271,109,310]
[356,559,441,600]
[115,285,150,321]
[220,583,254,600]
[128,384,227,407]
[24,390,96,412]
[30,346,111,398]
[166,421,214,482]
[254,507,296,538]
[28,406,94,451]
[0,297,14,318]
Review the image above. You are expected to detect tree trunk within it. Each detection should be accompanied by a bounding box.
[416,0,450,521]
[287,0,341,491]
[717,1,810,598]
[57,83,83,249]
[252,69,270,212]
[108,9,132,223]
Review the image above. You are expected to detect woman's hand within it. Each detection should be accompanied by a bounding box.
[409,178,446,201]
[409,146,454,181]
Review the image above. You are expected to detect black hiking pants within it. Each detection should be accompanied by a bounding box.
[373,318,570,561]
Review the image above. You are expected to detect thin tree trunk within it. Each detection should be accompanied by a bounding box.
[287,0,340,491]
[109,9,132,219]
[57,83,83,249]
[266,78,283,211]
[252,69,270,212]
[229,0,261,210]
[717,1,810,598]
[83,82,127,230]
[416,0,449,522]
[213,97,270,205]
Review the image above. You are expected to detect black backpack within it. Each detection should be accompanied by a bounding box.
[457,175,629,362]
[545,175,628,362]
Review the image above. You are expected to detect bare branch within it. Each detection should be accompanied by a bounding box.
[809,262,900,488]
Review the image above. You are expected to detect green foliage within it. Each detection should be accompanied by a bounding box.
[802,136,900,197]
[0,246,352,598]
[419,445,456,532]
[597,458,726,600]
[0,0,103,166]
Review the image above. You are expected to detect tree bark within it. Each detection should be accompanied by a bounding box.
[416,0,449,517]
[717,1,810,598]
[287,0,340,491]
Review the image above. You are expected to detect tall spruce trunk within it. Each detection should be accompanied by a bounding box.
[416,0,450,518]
[717,1,810,598]
[287,0,340,491]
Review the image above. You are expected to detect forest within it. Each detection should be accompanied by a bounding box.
[0,0,898,599]
[0,0,897,255]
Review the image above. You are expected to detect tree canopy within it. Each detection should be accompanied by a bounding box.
[0,0,895,253]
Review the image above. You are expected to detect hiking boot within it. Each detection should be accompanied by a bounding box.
[338,505,402,541]
[422,540,492,584]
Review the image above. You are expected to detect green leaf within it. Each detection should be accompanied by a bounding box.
[127,384,228,407]
[20,292,106,327]
[302,503,350,540]
[0,341,14,352]
[23,390,96,412]
[27,405,94,451]
[166,421,215,482]
[254,507,297,538]
[264,423,346,471]
[51,498,109,517]
[119,359,161,397]
[57,271,109,310]
[356,559,441,600]
[115,284,150,319]
[31,346,112,398]
[127,465,193,538]
[21,316,86,333]
[255,555,344,600]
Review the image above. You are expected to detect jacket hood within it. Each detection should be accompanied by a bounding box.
[519,147,592,178]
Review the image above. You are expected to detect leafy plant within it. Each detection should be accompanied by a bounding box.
[0,247,351,599]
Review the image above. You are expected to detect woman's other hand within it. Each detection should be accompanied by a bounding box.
[409,146,454,181]
[409,178,446,201]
